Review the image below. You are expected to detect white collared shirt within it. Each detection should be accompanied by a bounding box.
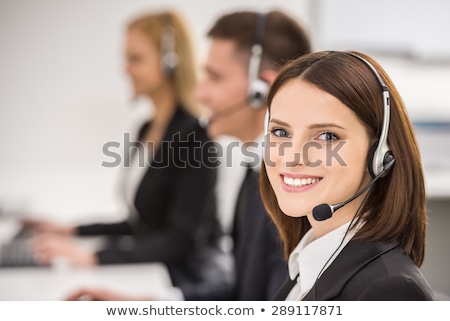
[285,221,362,301]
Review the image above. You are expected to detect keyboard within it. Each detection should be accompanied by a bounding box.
[0,229,38,268]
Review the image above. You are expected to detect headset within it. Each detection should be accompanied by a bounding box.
[311,52,396,221]
[199,12,269,128]
[348,53,394,178]
[263,51,396,221]
[247,13,269,109]
[159,14,178,76]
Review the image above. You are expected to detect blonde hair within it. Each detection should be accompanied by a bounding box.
[127,10,200,117]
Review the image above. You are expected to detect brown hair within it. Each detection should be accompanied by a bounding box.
[127,11,200,116]
[260,51,427,267]
[207,10,311,72]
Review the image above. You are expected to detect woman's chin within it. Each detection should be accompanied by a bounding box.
[280,206,310,218]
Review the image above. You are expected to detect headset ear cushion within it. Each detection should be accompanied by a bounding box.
[248,79,269,109]
[367,142,378,178]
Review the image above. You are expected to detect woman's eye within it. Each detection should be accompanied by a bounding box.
[318,131,338,141]
[270,128,290,138]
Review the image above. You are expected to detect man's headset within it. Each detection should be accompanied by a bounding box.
[159,14,178,76]
[199,12,270,128]
[247,12,269,109]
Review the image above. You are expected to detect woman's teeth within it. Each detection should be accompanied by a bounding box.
[283,176,320,187]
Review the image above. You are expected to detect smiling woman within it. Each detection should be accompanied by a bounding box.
[266,79,372,237]
[260,50,435,301]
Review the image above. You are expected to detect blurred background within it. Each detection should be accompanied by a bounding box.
[0,0,449,298]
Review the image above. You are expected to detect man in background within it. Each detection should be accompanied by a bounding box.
[192,10,311,300]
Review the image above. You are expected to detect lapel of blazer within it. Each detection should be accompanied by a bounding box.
[272,275,297,300]
[302,239,398,301]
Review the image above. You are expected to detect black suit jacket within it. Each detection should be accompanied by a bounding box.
[232,168,288,300]
[77,107,223,288]
[274,239,434,301]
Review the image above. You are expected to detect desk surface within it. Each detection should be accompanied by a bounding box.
[0,262,172,301]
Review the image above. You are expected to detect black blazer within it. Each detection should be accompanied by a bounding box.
[232,168,288,300]
[274,239,434,301]
[76,107,222,287]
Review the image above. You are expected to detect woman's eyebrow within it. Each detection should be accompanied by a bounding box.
[270,119,346,130]
[307,123,345,130]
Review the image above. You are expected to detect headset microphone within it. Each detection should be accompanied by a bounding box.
[312,52,396,222]
[312,156,395,221]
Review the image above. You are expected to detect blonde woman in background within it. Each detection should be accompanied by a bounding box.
[25,10,226,299]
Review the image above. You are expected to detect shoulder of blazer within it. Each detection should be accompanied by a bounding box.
[135,106,201,142]
[303,239,398,300]
[166,106,207,142]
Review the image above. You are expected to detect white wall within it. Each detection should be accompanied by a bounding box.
[0,0,311,224]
